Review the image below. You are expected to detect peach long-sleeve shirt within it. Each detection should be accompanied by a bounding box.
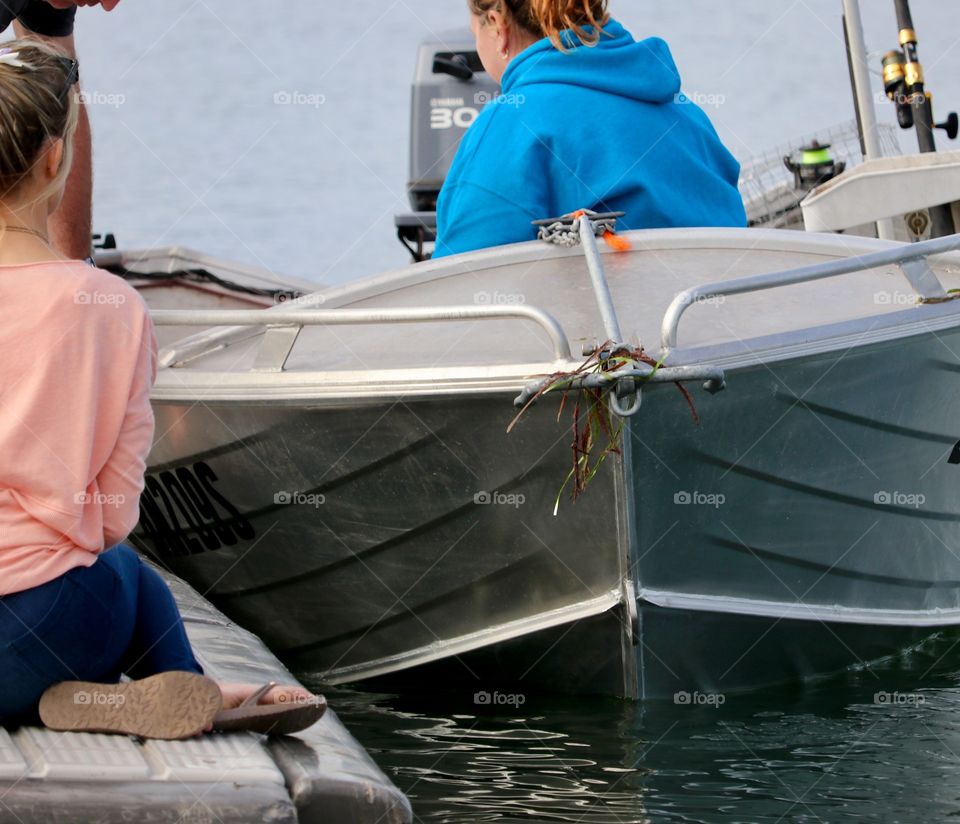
[0,261,156,596]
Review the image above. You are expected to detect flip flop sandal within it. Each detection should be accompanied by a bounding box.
[39,671,222,740]
[213,681,327,736]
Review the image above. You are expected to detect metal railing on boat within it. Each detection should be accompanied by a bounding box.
[661,231,960,350]
[151,224,960,418]
[153,304,573,371]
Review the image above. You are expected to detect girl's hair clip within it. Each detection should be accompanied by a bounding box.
[0,49,26,69]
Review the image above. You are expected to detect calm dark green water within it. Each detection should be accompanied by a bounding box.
[305,632,960,823]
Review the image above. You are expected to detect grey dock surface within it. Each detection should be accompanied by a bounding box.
[0,567,412,824]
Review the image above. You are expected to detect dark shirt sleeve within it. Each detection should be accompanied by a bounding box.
[16,1,76,37]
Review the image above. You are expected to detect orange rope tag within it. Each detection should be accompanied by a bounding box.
[570,209,632,253]
[602,230,632,252]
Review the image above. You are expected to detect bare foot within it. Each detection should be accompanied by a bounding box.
[217,682,317,712]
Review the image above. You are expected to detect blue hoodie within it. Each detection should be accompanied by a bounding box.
[434,20,746,258]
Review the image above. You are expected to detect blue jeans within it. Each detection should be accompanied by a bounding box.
[0,545,202,722]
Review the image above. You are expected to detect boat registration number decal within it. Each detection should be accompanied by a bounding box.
[138,461,256,557]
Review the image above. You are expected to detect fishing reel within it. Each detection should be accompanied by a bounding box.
[783,141,846,192]
[882,50,914,129]
[882,49,958,139]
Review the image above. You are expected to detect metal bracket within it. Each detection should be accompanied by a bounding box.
[513,362,726,418]
[900,256,948,300]
[253,325,303,372]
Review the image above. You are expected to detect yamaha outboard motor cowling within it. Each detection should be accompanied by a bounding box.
[396,31,499,261]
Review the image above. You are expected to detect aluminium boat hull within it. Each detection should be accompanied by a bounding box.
[128,228,960,698]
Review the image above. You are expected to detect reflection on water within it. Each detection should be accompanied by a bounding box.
[303,630,960,822]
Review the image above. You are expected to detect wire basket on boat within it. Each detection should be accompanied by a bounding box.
[739,120,902,228]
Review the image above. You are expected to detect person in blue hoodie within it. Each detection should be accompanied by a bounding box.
[434,0,747,258]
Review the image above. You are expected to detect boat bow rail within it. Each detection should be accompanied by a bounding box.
[660,230,960,350]
[154,304,573,370]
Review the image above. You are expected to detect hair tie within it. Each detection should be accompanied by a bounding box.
[0,49,26,69]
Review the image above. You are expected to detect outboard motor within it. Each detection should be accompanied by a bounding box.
[395,31,499,262]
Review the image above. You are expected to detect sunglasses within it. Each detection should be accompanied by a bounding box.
[54,56,79,104]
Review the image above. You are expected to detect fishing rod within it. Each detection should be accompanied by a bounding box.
[882,0,957,236]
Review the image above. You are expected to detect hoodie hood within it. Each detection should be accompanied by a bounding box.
[501,20,682,104]
[434,20,746,258]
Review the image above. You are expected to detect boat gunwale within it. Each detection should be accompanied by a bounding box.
[150,296,960,402]
[150,228,941,371]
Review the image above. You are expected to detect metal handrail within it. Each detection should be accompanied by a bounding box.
[578,216,624,343]
[531,211,730,418]
[660,231,960,350]
[153,304,573,370]
[513,363,726,411]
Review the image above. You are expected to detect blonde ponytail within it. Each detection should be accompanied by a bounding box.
[0,39,79,203]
